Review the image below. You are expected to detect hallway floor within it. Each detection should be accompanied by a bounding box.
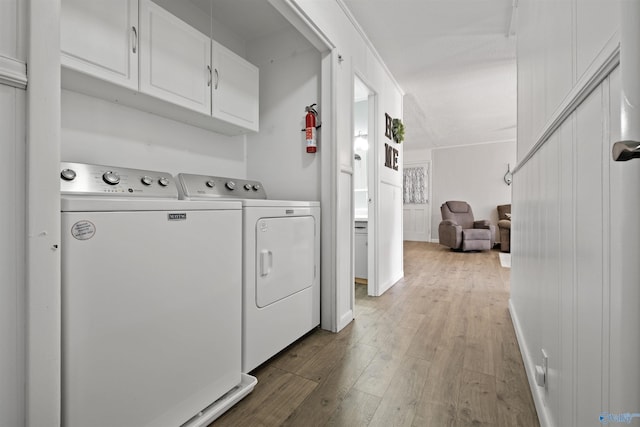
[213,242,539,426]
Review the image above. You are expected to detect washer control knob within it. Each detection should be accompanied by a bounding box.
[158,177,170,187]
[102,171,120,185]
[141,176,153,186]
[225,180,236,191]
[244,184,252,191]
[252,184,261,191]
[60,168,77,181]
[206,180,216,188]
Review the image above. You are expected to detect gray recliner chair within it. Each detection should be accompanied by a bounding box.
[497,204,511,253]
[438,201,495,251]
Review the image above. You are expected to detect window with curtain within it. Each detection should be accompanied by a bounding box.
[403,166,427,204]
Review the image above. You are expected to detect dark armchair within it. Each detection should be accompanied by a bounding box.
[438,201,495,251]
[497,204,511,252]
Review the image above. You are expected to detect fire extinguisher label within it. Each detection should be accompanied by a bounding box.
[306,127,316,148]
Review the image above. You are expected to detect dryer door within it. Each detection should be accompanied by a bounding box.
[255,216,315,307]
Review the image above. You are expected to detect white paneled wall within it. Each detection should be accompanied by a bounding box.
[0,83,26,427]
[1,1,26,425]
[513,1,640,426]
[513,73,621,427]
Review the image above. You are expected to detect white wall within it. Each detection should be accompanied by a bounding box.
[431,141,516,241]
[0,83,26,427]
[1,0,27,425]
[512,2,640,427]
[61,90,246,177]
[245,27,321,201]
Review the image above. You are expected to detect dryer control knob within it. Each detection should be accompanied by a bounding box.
[158,177,170,187]
[206,180,216,188]
[252,184,261,191]
[141,176,153,186]
[60,168,77,181]
[244,184,252,191]
[102,171,120,185]
[225,180,236,190]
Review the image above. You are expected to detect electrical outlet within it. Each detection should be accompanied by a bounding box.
[535,349,549,388]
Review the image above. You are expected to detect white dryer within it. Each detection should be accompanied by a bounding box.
[178,174,320,372]
[60,163,255,427]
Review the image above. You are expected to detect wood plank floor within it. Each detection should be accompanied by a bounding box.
[213,242,539,426]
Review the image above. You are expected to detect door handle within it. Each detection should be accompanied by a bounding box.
[260,250,272,277]
[612,140,640,161]
[131,26,138,54]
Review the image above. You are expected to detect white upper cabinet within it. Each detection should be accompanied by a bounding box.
[139,0,211,115]
[61,0,139,91]
[212,41,259,132]
[60,0,259,135]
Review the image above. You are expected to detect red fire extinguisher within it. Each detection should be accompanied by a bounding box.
[305,104,319,153]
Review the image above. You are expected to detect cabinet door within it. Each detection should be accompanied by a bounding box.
[211,41,259,132]
[61,0,138,90]
[139,0,211,115]
[354,226,368,279]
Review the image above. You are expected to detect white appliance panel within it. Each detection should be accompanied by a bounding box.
[255,216,315,308]
[62,208,241,427]
[242,205,320,372]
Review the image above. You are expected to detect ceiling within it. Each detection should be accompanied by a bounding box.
[342,0,518,151]
[196,0,517,152]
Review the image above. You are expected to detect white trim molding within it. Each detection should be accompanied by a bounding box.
[509,300,553,427]
[0,55,27,89]
[335,0,404,95]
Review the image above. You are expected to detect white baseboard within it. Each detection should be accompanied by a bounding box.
[508,299,553,427]
[378,270,404,296]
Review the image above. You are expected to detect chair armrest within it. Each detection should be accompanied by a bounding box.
[497,219,511,229]
[439,221,462,249]
[473,219,491,229]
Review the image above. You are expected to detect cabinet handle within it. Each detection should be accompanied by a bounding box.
[214,68,219,90]
[131,26,138,54]
[207,65,212,87]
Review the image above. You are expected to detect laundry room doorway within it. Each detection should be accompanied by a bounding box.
[353,75,376,298]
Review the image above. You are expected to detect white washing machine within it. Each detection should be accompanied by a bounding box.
[178,174,320,372]
[60,162,255,427]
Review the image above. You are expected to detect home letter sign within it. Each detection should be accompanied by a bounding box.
[385,113,392,139]
[384,143,399,171]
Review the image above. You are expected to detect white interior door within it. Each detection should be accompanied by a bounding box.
[402,162,430,242]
